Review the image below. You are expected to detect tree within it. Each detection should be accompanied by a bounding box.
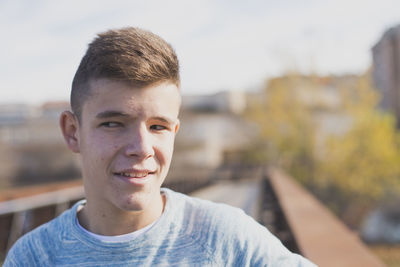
[246,73,317,185]
[246,72,400,227]
[317,74,400,200]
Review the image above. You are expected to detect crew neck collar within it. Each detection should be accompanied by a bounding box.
[68,188,175,251]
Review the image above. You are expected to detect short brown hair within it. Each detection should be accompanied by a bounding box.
[71,27,180,119]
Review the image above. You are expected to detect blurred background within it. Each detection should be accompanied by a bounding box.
[1,0,400,265]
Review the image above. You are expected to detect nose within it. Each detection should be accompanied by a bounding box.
[124,124,154,159]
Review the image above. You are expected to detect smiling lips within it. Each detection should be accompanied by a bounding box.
[119,171,150,178]
[114,169,156,183]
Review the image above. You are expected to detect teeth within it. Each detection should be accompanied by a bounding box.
[120,172,148,178]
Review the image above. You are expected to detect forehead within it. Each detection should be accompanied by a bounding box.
[81,79,181,119]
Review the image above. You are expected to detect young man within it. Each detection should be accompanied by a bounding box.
[5,27,316,266]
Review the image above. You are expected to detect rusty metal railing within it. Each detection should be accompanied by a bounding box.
[0,186,85,256]
[267,168,385,267]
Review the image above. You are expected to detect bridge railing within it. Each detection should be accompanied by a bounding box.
[266,168,385,267]
[0,186,84,255]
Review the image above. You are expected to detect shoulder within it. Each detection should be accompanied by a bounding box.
[3,202,79,266]
[163,188,317,266]
[163,189,264,260]
[164,187,248,229]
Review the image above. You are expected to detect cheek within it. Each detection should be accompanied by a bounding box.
[156,137,175,163]
[82,135,120,163]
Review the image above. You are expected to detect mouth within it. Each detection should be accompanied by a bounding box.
[118,171,151,178]
[113,169,156,185]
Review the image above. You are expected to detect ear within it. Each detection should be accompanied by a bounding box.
[174,119,180,134]
[60,111,80,153]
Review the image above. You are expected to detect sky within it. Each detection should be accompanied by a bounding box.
[1,0,400,104]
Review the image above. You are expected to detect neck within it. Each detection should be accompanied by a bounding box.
[77,193,165,236]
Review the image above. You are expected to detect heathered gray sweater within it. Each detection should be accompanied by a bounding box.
[4,188,316,266]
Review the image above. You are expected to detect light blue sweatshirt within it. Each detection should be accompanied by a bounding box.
[4,188,317,266]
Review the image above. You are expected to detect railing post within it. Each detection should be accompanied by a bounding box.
[6,211,26,252]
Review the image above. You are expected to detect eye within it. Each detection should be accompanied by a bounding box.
[100,121,123,128]
[150,124,168,131]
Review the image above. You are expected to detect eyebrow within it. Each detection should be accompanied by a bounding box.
[95,110,130,119]
[152,116,175,125]
[95,110,175,124]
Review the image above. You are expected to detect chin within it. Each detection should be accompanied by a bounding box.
[116,191,155,212]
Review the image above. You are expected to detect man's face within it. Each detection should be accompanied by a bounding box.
[70,79,180,213]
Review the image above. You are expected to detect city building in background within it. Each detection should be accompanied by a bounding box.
[0,101,80,188]
[372,24,400,123]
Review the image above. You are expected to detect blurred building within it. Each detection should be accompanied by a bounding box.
[0,101,78,187]
[0,104,33,126]
[0,102,69,145]
[172,91,255,170]
[182,91,246,114]
[372,24,400,122]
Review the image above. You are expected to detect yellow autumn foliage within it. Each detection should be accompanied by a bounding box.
[317,75,400,199]
[247,73,317,184]
[247,72,400,201]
